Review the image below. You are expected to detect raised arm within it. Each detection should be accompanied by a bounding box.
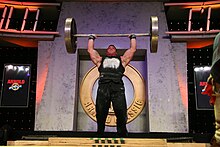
[87,35,102,67]
[121,34,137,67]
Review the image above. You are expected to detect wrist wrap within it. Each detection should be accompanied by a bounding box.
[89,35,96,40]
[129,34,136,39]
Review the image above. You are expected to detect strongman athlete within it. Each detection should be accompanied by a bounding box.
[202,32,220,147]
[87,34,136,137]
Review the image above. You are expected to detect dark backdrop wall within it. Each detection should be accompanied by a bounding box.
[0,47,37,131]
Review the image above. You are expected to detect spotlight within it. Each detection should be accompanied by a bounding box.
[200,7,204,14]
[18,66,24,72]
[5,65,13,71]
[25,67,30,72]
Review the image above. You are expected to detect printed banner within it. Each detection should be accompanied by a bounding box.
[0,64,31,107]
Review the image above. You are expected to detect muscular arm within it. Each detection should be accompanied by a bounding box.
[121,36,137,67]
[87,37,102,67]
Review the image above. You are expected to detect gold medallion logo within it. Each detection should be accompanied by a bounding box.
[80,64,145,126]
[9,83,22,91]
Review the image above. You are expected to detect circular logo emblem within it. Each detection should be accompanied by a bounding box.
[9,83,22,91]
[80,64,145,126]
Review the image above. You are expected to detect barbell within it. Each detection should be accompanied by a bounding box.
[64,16,158,54]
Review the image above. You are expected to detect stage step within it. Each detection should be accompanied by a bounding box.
[48,137,167,146]
[7,140,49,146]
[167,143,210,147]
[6,137,210,146]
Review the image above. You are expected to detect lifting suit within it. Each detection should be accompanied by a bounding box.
[96,56,128,137]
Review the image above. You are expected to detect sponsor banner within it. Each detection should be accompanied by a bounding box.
[194,66,214,110]
[0,64,31,107]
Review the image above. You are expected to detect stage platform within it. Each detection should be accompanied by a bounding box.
[7,137,211,147]
[0,131,213,146]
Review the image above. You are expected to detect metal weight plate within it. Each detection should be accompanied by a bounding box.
[64,18,77,54]
[150,16,158,53]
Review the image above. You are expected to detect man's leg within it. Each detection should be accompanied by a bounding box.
[211,83,220,146]
[96,84,111,136]
[112,86,128,137]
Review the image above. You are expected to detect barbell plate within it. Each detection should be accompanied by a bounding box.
[65,18,77,54]
[150,16,159,53]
